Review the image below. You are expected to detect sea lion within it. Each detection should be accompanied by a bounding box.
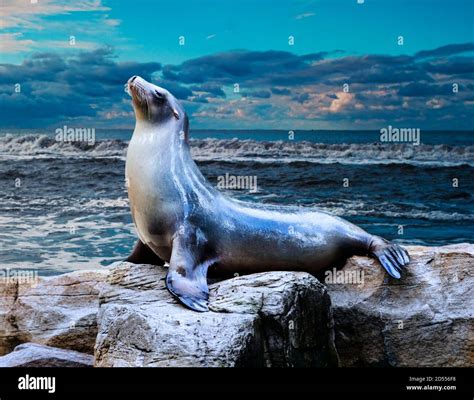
[124,76,410,312]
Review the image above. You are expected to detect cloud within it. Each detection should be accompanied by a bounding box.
[245,90,271,99]
[104,16,121,27]
[327,92,353,112]
[0,33,34,53]
[153,79,193,99]
[168,46,473,128]
[1,0,120,56]
[189,84,226,97]
[415,43,474,59]
[0,0,110,30]
[398,82,453,97]
[0,44,473,129]
[0,47,162,127]
[0,33,103,54]
[426,98,445,109]
[423,57,474,75]
[292,93,309,103]
[295,12,316,20]
[271,88,291,95]
[162,50,329,84]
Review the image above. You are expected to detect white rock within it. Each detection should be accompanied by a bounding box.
[94,262,338,367]
[327,243,474,367]
[0,269,109,355]
[0,342,93,367]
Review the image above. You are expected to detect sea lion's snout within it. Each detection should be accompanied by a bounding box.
[126,76,184,124]
[128,75,143,89]
[126,75,146,98]
[126,75,155,120]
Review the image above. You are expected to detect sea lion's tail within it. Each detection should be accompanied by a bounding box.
[369,236,410,279]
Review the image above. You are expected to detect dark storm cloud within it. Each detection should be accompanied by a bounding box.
[153,79,193,99]
[0,48,162,127]
[189,84,226,97]
[415,43,474,59]
[271,88,291,95]
[0,44,473,128]
[164,52,424,87]
[244,90,271,99]
[350,65,432,84]
[0,48,161,85]
[292,93,310,103]
[423,57,474,75]
[162,50,330,84]
[398,83,454,97]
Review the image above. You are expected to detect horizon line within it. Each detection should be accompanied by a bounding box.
[1,128,472,133]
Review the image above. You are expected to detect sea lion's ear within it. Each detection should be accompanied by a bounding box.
[172,108,180,120]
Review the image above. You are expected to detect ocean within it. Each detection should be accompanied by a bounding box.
[0,129,473,275]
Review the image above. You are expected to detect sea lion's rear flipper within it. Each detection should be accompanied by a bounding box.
[165,230,212,312]
[126,239,165,266]
[369,236,410,279]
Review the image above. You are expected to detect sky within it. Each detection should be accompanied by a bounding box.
[1,0,473,130]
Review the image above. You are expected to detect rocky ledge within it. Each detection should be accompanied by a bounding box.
[0,243,472,367]
[0,343,93,367]
[0,269,108,356]
[95,264,337,367]
[328,243,474,367]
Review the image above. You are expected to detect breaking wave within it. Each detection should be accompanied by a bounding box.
[1,134,473,167]
[0,134,127,158]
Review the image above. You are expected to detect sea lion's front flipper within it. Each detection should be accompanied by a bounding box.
[165,230,212,312]
[126,239,165,266]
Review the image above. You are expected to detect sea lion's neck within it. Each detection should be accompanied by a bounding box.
[128,118,212,199]
[131,119,185,155]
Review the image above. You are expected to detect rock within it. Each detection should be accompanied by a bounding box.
[94,262,338,367]
[0,342,93,367]
[0,269,109,356]
[1,243,472,367]
[327,243,474,367]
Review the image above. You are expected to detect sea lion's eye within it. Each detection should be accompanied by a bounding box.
[154,90,165,99]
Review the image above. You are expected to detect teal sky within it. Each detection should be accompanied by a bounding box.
[3,0,473,64]
[110,0,474,63]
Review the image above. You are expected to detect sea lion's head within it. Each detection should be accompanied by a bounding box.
[125,76,185,126]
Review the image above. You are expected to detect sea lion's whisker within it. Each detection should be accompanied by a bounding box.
[132,84,147,103]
